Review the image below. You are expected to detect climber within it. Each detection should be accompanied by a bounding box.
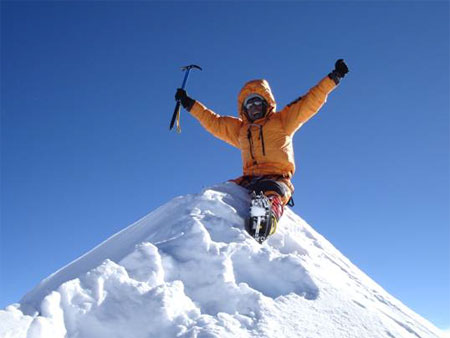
[175,59,349,243]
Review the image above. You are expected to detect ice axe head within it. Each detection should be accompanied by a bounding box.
[179,64,202,90]
[181,64,202,72]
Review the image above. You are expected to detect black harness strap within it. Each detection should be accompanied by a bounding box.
[287,197,295,207]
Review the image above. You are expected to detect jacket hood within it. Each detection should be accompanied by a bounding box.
[238,79,276,121]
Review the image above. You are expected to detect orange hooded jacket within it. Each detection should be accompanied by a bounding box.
[189,76,337,183]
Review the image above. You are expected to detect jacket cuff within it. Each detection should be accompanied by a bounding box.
[181,96,195,111]
[327,70,341,85]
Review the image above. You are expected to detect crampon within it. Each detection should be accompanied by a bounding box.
[245,192,276,244]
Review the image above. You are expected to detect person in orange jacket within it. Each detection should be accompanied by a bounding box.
[175,59,349,241]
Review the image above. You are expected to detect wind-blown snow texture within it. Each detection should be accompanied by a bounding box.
[1,183,444,338]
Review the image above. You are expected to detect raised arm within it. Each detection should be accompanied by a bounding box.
[175,89,242,148]
[279,59,349,135]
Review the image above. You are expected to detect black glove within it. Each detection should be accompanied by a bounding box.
[175,88,195,111]
[328,59,349,84]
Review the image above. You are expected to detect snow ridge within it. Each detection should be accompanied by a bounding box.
[0,183,444,338]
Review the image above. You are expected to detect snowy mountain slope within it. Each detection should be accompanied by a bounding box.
[0,182,444,338]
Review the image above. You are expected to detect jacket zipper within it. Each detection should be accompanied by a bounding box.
[247,124,266,163]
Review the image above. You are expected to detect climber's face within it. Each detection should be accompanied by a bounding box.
[244,96,266,121]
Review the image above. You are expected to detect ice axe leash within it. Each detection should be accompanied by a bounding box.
[170,64,202,133]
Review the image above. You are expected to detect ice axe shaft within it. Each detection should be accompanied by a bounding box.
[170,64,202,133]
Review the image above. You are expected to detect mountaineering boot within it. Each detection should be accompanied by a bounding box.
[245,192,283,243]
[245,192,285,243]
[246,191,271,243]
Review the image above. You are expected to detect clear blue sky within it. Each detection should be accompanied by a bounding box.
[1,1,449,330]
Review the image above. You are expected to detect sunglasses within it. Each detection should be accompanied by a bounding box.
[244,99,264,110]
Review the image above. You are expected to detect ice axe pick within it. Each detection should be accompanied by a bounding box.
[170,64,202,133]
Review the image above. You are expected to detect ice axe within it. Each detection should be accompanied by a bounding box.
[170,64,202,133]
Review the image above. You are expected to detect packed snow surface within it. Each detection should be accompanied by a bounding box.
[0,183,444,338]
